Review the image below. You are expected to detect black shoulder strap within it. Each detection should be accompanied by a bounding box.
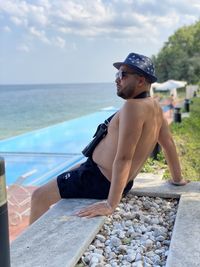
[104,112,116,125]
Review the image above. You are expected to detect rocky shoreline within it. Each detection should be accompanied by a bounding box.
[77,193,178,267]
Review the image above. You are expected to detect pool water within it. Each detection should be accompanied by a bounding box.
[0,108,116,185]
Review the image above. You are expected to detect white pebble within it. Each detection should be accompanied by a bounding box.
[94,240,105,248]
[96,234,106,243]
[126,252,136,262]
[79,196,177,267]
[94,248,103,255]
[88,244,96,251]
[135,252,142,261]
[144,239,154,249]
[118,245,127,253]
[110,236,122,247]
[132,260,143,267]
[90,256,99,264]
[90,253,104,261]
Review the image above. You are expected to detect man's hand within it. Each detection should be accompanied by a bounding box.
[168,178,190,186]
[75,201,114,218]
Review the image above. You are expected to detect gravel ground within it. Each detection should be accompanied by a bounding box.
[76,192,178,267]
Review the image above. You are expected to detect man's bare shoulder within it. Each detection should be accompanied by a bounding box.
[121,99,144,113]
[119,100,146,127]
[120,98,159,118]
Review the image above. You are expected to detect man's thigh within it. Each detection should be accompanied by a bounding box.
[38,179,61,205]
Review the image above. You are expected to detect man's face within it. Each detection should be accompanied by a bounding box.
[115,65,139,99]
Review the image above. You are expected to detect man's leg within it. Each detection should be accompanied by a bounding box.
[29,163,82,224]
[29,179,61,225]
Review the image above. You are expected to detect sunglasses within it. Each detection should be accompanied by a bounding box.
[115,70,138,80]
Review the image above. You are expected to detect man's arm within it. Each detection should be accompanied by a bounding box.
[158,117,188,185]
[107,102,143,208]
[76,101,144,217]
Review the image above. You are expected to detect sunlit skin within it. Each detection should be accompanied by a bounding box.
[29,65,188,223]
[116,67,140,99]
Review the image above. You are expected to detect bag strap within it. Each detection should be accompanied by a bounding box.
[93,112,117,137]
[104,112,117,126]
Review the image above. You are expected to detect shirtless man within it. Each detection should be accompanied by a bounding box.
[30,53,188,224]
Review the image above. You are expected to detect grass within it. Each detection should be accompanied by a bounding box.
[169,97,200,181]
[142,94,200,181]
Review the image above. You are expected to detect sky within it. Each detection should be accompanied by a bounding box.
[0,0,200,84]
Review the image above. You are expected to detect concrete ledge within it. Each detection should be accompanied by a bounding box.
[131,173,200,198]
[11,199,105,267]
[166,193,200,267]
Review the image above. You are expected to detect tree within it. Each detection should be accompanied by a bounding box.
[153,20,200,84]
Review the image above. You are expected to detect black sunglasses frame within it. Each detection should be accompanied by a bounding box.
[115,70,140,80]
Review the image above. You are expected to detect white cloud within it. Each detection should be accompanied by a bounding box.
[10,16,24,26]
[38,0,51,9]
[53,36,66,48]
[29,27,50,44]
[29,5,49,26]
[58,27,72,34]
[3,26,11,32]
[17,44,30,52]
[0,0,200,48]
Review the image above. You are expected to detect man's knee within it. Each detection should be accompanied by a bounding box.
[31,180,61,206]
[31,186,45,204]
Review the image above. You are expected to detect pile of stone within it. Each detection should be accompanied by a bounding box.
[77,193,178,267]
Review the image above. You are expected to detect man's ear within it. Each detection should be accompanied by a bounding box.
[137,76,146,86]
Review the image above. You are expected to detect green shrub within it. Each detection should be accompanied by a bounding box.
[169,97,200,180]
[142,97,200,181]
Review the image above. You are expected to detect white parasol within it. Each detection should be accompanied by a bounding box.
[152,79,187,91]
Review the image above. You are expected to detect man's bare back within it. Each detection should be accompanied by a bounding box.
[93,97,163,183]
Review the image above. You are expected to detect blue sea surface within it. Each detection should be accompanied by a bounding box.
[0,83,124,140]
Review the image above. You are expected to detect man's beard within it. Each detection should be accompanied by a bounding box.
[117,86,134,99]
[117,90,127,99]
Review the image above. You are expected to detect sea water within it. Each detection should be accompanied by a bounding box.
[0,83,124,140]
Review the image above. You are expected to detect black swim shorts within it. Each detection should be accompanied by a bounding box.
[57,157,133,199]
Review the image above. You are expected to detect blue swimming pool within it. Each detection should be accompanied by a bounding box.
[162,105,174,112]
[0,108,117,186]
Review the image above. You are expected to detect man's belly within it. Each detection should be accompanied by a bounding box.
[92,141,114,181]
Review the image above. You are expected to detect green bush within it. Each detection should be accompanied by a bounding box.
[141,151,167,174]
[169,97,200,181]
[142,97,200,181]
